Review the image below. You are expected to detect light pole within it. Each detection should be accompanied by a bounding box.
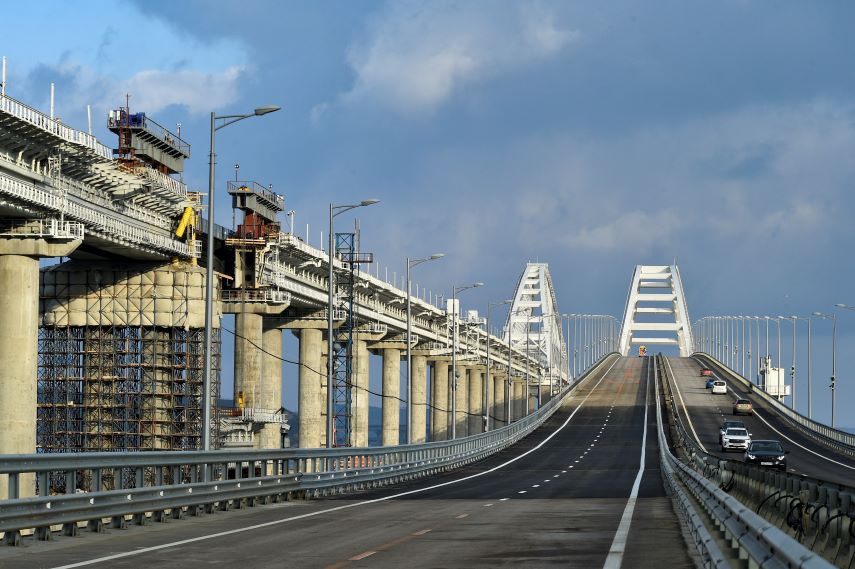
[405,253,444,443]
[486,299,511,432]
[326,199,380,448]
[780,315,798,410]
[202,104,280,451]
[450,283,483,439]
[814,311,837,428]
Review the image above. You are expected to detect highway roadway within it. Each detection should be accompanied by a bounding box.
[0,356,694,569]
[663,356,855,487]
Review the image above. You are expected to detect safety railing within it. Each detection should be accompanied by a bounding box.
[0,218,83,240]
[693,352,855,456]
[0,94,113,160]
[654,355,836,569]
[220,288,291,304]
[0,353,620,544]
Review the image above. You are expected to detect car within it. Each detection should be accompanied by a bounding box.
[700,368,713,377]
[721,427,751,451]
[705,378,716,389]
[744,440,789,470]
[733,398,753,416]
[711,380,727,394]
[719,420,745,443]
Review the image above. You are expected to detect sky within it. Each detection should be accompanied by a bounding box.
[4,0,854,427]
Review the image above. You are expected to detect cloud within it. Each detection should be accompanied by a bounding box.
[562,210,686,251]
[333,0,578,114]
[114,67,244,115]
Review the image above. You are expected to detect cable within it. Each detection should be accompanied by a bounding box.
[221,325,515,421]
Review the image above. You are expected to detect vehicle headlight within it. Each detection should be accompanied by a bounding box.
[746,454,755,459]
[777,455,785,461]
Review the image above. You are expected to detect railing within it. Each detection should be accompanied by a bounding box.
[0,171,194,258]
[0,353,620,544]
[658,355,850,568]
[0,218,83,240]
[131,165,188,200]
[0,95,113,160]
[220,407,289,424]
[693,352,855,456]
[220,288,291,304]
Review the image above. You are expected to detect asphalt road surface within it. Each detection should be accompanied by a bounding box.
[1,356,694,569]
[664,356,855,487]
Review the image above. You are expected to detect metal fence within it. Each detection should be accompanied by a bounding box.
[0,354,620,544]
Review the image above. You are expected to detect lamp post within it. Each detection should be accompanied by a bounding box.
[202,104,280,451]
[450,283,483,439]
[814,311,837,428]
[486,299,512,431]
[405,254,444,444]
[779,315,798,409]
[326,199,380,448]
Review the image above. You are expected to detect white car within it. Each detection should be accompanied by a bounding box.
[721,427,751,451]
[711,380,727,394]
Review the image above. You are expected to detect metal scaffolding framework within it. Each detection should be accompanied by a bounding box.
[38,326,220,454]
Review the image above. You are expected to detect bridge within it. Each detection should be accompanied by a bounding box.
[0,89,852,568]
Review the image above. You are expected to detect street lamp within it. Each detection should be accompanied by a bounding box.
[485,299,512,432]
[202,104,280,451]
[450,282,483,439]
[326,199,380,448]
[814,311,837,428]
[405,253,444,443]
[779,315,799,410]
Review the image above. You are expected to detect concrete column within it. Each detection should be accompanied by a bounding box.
[431,361,449,441]
[0,255,38,498]
[381,348,401,446]
[454,366,469,438]
[297,328,323,448]
[259,325,283,450]
[513,381,524,420]
[353,340,370,447]
[411,355,427,443]
[493,374,506,427]
[468,368,483,435]
[234,312,263,408]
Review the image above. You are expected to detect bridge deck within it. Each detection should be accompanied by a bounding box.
[0,357,694,568]
[664,356,855,486]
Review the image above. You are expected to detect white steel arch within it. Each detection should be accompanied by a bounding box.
[618,264,694,356]
[503,263,567,385]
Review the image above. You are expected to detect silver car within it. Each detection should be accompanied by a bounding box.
[721,427,751,452]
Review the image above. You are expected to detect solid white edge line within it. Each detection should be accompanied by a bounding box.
[663,356,709,453]
[603,357,650,569]
[49,358,623,569]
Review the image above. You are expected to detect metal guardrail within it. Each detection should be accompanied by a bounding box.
[0,218,83,240]
[653,355,836,569]
[693,352,855,457]
[0,94,113,160]
[0,353,620,544]
[220,289,291,304]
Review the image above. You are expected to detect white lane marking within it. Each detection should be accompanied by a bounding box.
[349,551,377,561]
[663,356,709,453]
[411,529,432,536]
[483,503,494,507]
[562,470,567,473]
[724,385,855,471]
[456,514,469,519]
[499,498,509,501]
[603,359,651,569]
[45,360,629,569]
[532,484,540,488]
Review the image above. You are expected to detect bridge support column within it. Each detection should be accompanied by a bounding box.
[411,355,427,443]
[234,313,263,410]
[454,366,469,438]
[512,380,524,420]
[297,328,324,448]
[381,348,401,446]
[0,236,80,499]
[431,360,449,441]
[353,340,371,447]
[468,368,483,435]
[493,372,506,428]
[260,325,283,450]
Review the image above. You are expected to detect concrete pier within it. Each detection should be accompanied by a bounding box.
[411,355,427,443]
[431,360,449,441]
[381,347,401,446]
[260,325,283,449]
[0,235,79,499]
[353,339,370,447]
[512,380,524,421]
[454,366,469,438]
[234,313,263,408]
[468,368,483,435]
[493,373,506,428]
[297,328,324,448]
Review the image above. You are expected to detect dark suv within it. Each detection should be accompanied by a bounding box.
[744,440,789,470]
